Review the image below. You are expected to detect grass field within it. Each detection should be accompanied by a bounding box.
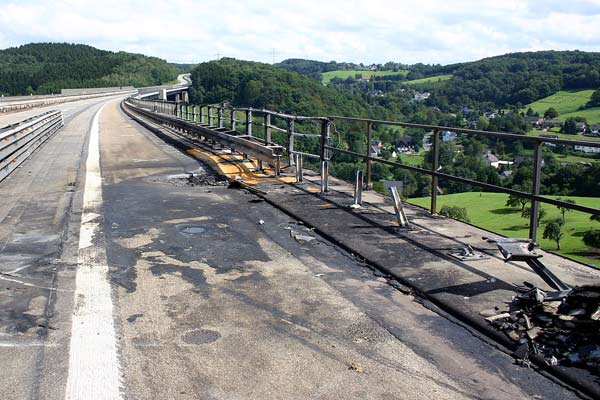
[527,128,600,144]
[525,90,600,124]
[404,74,453,85]
[399,153,424,167]
[407,192,600,267]
[322,70,408,85]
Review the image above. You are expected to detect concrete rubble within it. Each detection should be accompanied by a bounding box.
[483,284,600,372]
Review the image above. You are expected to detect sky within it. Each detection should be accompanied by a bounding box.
[1,0,600,65]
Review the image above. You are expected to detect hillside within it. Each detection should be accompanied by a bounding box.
[431,50,600,109]
[189,58,392,119]
[525,90,600,124]
[0,43,179,95]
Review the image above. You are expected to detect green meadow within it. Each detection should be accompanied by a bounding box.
[407,192,600,267]
[322,70,408,85]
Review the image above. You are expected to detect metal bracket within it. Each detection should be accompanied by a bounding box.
[389,186,409,228]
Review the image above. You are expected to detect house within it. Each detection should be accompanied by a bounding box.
[501,170,513,177]
[524,116,544,127]
[460,106,474,116]
[367,89,384,97]
[370,140,383,157]
[576,122,587,133]
[467,119,478,129]
[485,111,499,119]
[589,124,600,134]
[442,130,457,142]
[483,151,514,169]
[414,92,431,101]
[543,119,562,129]
[574,145,600,153]
[394,137,415,153]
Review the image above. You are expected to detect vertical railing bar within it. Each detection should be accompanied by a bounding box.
[366,121,373,190]
[430,129,441,214]
[529,142,543,240]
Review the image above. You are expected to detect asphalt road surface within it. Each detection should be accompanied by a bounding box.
[0,97,584,399]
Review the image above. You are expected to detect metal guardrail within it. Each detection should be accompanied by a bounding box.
[0,89,137,114]
[0,110,64,182]
[127,98,600,241]
[124,99,284,175]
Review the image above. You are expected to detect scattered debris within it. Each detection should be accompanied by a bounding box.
[348,362,365,373]
[484,284,600,373]
[186,173,227,186]
[314,273,324,278]
[292,232,316,243]
[258,220,265,225]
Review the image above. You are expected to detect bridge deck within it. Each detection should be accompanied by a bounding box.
[0,98,590,399]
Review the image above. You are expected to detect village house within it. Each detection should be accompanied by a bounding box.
[589,124,600,135]
[483,150,514,169]
[394,137,415,153]
[576,122,587,133]
[524,116,544,127]
[414,92,431,101]
[543,119,562,129]
[574,145,600,153]
[442,130,457,142]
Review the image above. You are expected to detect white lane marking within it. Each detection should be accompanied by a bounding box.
[65,104,123,400]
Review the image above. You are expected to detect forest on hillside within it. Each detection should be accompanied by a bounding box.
[0,43,179,95]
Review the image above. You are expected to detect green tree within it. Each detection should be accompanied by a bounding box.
[439,205,470,223]
[543,218,565,250]
[583,230,600,248]
[556,199,575,223]
[506,193,529,211]
[591,214,600,222]
[586,88,600,108]
[561,118,578,135]
[544,107,559,119]
[522,206,546,227]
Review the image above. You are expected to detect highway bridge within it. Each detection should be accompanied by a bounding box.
[0,85,599,400]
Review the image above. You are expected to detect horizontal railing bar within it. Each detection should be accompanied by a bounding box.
[329,115,600,147]
[291,150,320,159]
[324,145,600,215]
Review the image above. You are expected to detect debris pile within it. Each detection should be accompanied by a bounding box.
[186,173,227,186]
[483,284,600,372]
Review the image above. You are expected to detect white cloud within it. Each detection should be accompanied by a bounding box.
[0,0,599,64]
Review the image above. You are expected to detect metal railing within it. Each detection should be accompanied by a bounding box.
[127,98,600,241]
[0,110,64,182]
[125,99,284,174]
[0,89,137,114]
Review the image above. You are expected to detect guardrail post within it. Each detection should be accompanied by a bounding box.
[200,106,205,124]
[366,121,373,190]
[295,154,303,183]
[231,109,236,130]
[208,106,213,126]
[430,129,441,214]
[264,114,271,144]
[320,119,331,193]
[218,106,224,128]
[287,119,295,166]
[353,170,364,206]
[529,142,543,241]
[246,109,253,136]
[192,105,197,122]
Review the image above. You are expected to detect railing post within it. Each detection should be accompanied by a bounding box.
[365,121,373,190]
[246,109,253,136]
[264,113,271,144]
[231,109,236,130]
[320,119,331,193]
[200,106,205,124]
[353,170,364,206]
[192,105,197,122]
[295,154,303,183]
[430,129,441,214]
[287,119,295,166]
[529,141,543,241]
[218,106,224,128]
[208,106,213,126]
